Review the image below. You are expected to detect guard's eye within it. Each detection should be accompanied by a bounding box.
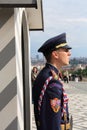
[63,48,69,52]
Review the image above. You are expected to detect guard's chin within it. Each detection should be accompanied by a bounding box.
[64,62,69,66]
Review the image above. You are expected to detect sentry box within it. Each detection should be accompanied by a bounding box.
[0,0,44,130]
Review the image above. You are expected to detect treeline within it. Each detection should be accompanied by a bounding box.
[71,67,87,77]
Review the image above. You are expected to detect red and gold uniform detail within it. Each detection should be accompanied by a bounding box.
[50,98,61,113]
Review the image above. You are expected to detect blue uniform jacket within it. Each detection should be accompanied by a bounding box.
[33,63,69,130]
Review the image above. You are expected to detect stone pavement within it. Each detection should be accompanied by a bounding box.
[32,81,87,130]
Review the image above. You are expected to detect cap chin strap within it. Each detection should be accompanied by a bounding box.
[55,43,67,49]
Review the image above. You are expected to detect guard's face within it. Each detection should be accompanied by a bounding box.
[56,48,71,66]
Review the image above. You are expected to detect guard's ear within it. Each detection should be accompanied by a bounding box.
[52,51,59,59]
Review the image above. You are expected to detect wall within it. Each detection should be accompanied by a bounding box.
[0,8,31,130]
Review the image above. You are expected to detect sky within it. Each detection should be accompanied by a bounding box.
[30,0,87,59]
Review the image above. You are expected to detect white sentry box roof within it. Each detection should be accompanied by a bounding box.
[0,0,44,30]
[26,0,44,30]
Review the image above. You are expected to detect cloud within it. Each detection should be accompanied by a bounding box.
[66,18,87,23]
[30,0,87,58]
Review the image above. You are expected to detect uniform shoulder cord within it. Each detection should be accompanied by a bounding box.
[51,70,69,122]
[38,75,53,113]
[38,69,69,122]
[51,70,70,130]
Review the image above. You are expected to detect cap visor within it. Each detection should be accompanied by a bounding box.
[62,45,72,49]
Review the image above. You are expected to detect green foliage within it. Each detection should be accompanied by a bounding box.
[70,68,87,77]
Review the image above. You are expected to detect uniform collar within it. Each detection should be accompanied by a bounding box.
[46,63,59,74]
